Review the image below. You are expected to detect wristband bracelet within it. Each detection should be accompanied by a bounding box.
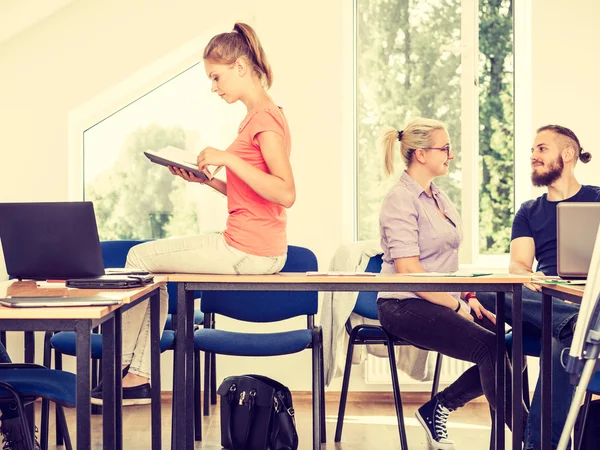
[454,300,461,312]
[464,292,477,301]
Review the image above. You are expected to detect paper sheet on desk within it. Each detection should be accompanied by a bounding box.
[35,281,67,288]
[306,271,377,276]
[407,271,494,277]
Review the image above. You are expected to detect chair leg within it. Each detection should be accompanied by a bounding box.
[319,338,326,443]
[334,327,358,442]
[91,358,102,416]
[522,362,531,410]
[383,330,409,450]
[489,404,495,450]
[171,357,177,450]
[194,350,202,441]
[40,398,50,450]
[56,405,73,450]
[0,382,36,450]
[210,351,217,405]
[576,391,593,450]
[203,351,211,416]
[54,351,64,447]
[311,328,321,450]
[431,352,443,398]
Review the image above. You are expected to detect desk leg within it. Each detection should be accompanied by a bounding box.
[495,292,506,450]
[102,316,116,449]
[174,283,189,449]
[115,311,123,450]
[185,289,195,449]
[541,292,553,450]
[150,289,162,450]
[76,321,92,450]
[512,284,524,449]
[24,331,35,438]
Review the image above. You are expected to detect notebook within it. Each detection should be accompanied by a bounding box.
[66,275,154,289]
[0,296,122,308]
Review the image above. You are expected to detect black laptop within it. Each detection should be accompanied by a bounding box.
[0,202,152,287]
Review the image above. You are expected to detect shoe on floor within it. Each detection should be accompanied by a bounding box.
[415,397,455,450]
[91,383,151,406]
[0,415,41,450]
[90,365,130,398]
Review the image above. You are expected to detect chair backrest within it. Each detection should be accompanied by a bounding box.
[99,240,178,314]
[352,254,383,320]
[200,245,318,322]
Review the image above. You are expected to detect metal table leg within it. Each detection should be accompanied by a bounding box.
[495,291,506,450]
[512,284,524,448]
[75,321,92,450]
[102,315,116,449]
[150,289,162,450]
[541,291,553,450]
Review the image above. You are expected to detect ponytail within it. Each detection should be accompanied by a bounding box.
[379,118,446,176]
[203,22,273,89]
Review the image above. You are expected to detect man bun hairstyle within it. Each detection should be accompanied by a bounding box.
[537,124,591,164]
[203,22,273,89]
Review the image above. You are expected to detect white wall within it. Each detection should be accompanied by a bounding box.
[0,0,598,393]
[0,0,360,392]
[530,0,600,188]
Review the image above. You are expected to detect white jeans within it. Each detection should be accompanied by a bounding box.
[121,233,287,378]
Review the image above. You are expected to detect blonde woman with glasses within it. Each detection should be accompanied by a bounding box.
[376,117,527,449]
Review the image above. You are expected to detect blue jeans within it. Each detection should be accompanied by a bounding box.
[0,343,10,363]
[477,288,578,449]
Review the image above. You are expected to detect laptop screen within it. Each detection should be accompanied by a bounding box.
[557,202,600,278]
[0,202,105,280]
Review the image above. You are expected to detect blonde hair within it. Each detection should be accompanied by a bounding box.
[380,117,446,176]
[203,22,273,89]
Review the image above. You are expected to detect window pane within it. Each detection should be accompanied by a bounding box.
[84,63,245,241]
[356,0,462,241]
[478,0,514,254]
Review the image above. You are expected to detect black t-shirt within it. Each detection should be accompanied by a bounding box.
[511,185,600,276]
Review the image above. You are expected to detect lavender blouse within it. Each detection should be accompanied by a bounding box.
[378,171,464,303]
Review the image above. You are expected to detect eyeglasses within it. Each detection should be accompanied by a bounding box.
[410,146,452,157]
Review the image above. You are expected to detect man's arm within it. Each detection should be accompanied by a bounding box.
[509,237,543,291]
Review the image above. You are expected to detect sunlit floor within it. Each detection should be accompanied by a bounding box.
[35,397,501,449]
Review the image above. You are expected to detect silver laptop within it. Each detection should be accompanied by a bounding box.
[0,296,122,308]
[557,202,600,278]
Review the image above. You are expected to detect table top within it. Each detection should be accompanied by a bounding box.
[163,272,532,284]
[0,279,166,319]
[536,282,586,299]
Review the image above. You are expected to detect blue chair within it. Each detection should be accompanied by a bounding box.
[42,240,206,444]
[192,245,326,446]
[334,254,444,449]
[0,363,75,450]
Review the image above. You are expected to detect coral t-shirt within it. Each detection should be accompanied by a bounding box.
[222,104,291,257]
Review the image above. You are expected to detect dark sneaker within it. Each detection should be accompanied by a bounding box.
[0,416,41,450]
[415,397,455,449]
[91,383,152,406]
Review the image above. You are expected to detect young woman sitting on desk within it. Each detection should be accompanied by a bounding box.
[91,22,295,405]
[376,117,527,449]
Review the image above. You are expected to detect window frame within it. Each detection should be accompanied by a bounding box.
[353,0,533,269]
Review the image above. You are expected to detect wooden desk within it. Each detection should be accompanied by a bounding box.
[534,283,585,450]
[0,279,165,450]
[168,272,531,450]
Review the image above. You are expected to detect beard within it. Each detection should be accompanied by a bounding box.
[531,155,564,187]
